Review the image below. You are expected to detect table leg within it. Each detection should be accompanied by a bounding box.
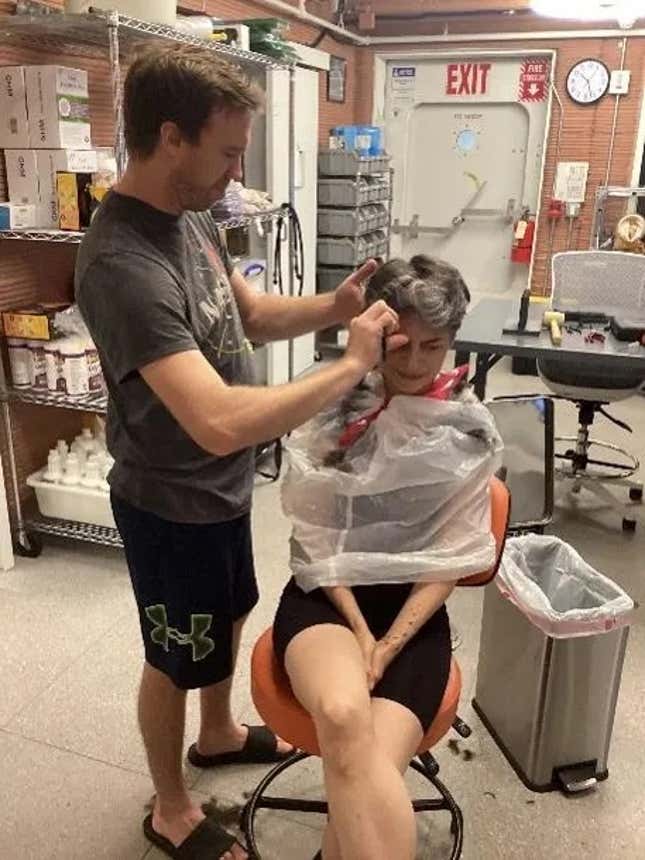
[473,353,491,400]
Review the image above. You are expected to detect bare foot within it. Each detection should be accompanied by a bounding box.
[197,723,293,757]
[152,800,247,860]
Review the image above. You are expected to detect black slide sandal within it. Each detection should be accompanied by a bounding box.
[187,724,295,768]
[143,812,245,859]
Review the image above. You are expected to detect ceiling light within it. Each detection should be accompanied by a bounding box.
[531,0,644,28]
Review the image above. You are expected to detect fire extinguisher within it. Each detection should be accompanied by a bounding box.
[511,208,536,264]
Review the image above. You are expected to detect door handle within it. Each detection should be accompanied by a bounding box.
[393,215,453,237]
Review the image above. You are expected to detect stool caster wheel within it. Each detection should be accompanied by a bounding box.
[314,351,323,362]
[629,487,643,502]
[622,518,637,533]
[14,530,42,558]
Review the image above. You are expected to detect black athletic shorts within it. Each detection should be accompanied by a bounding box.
[111,493,259,690]
[273,578,452,733]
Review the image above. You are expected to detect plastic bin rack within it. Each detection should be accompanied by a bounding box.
[318,150,391,177]
[318,204,389,237]
[318,178,390,208]
[317,231,389,267]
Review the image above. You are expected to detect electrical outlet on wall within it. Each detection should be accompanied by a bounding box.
[610,70,632,95]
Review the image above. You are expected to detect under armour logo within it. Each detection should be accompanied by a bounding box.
[144,604,215,662]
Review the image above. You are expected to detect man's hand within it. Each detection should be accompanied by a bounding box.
[368,640,398,690]
[344,300,403,375]
[334,260,378,324]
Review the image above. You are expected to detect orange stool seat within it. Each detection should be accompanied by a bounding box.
[252,628,462,757]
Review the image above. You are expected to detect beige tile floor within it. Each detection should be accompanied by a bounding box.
[1,360,645,859]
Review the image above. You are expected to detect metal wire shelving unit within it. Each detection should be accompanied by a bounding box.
[0,11,294,557]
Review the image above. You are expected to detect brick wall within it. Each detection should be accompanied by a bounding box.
[368,35,645,295]
[0,0,369,524]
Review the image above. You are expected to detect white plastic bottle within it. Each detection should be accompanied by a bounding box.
[42,450,63,483]
[84,337,104,392]
[56,439,69,465]
[7,338,31,388]
[44,340,62,392]
[76,427,98,457]
[60,336,90,397]
[81,456,101,489]
[27,340,47,389]
[62,452,82,486]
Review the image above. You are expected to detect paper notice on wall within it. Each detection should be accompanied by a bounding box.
[391,66,416,109]
[554,161,590,203]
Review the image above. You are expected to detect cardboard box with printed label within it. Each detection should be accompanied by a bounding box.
[0,66,30,148]
[4,149,40,204]
[2,303,69,340]
[37,149,98,227]
[0,202,46,230]
[25,65,92,150]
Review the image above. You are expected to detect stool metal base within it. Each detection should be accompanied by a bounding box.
[241,749,464,859]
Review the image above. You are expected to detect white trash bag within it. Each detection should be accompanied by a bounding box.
[497,535,635,639]
[282,391,503,593]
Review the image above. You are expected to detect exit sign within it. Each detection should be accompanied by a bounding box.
[446,63,492,96]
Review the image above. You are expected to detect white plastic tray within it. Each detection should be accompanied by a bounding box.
[27,469,116,529]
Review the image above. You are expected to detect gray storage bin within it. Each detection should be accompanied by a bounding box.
[317,267,354,294]
[364,176,390,203]
[318,150,391,177]
[318,178,371,208]
[318,205,388,237]
[318,235,372,266]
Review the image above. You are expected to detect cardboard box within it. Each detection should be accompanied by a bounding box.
[25,65,92,150]
[37,149,99,227]
[2,303,69,340]
[56,171,93,231]
[0,202,44,230]
[4,149,40,204]
[0,66,30,148]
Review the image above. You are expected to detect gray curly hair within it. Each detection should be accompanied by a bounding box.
[365,255,470,336]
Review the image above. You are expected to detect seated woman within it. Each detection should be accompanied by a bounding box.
[273,255,501,860]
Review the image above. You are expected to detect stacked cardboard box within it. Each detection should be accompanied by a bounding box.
[0,64,115,230]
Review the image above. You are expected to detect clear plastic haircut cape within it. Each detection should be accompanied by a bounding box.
[282,385,504,593]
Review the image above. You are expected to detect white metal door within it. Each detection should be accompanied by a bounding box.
[291,67,319,377]
[383,54,552,298]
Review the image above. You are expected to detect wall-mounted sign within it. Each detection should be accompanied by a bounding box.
[519,58,549,103]
[446,63,492,96]
[327,56,347,103]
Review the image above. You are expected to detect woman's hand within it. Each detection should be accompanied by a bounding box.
[368,640,398,690]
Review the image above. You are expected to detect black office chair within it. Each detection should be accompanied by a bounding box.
[538,251,645,531]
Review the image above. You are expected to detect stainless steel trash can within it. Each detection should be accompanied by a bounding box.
[472,581,630,793]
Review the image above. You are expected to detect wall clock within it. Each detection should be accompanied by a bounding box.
[566,59,610,105]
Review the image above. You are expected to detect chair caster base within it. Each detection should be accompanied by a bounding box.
[242,750,464,859]
[622,517,637,533]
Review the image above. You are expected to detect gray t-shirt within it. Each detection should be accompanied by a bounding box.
[75,190,256,524]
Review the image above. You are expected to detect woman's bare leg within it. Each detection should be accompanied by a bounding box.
[322,697,423,860]
[285,624,416,860]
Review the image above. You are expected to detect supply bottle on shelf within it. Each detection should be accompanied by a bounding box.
[27,340,47,389]
[59,335,90,396]
[83,336,103,392]
[44,340,63,392]
[7,338,31,388]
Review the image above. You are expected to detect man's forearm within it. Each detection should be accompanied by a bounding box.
[211,356,363,455]
[246,292,340,343]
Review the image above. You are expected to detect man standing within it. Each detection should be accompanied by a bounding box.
[76,45,398,860]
